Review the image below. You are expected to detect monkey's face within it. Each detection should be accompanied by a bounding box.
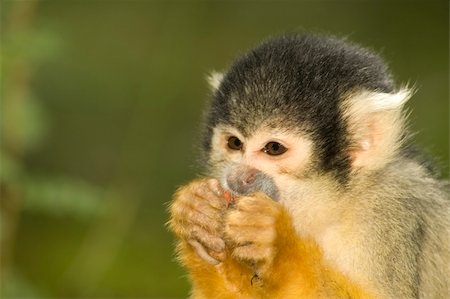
[208,123,314,202]
[203,34,411,202]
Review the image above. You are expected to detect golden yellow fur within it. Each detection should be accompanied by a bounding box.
[169,179,377,299]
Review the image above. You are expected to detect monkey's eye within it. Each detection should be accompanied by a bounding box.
[227,136,243,151]
[263,142,287,156]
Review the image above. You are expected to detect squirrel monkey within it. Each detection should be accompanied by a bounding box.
[168,34,450,298]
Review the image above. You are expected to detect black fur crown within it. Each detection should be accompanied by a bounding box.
[203,33,396,179]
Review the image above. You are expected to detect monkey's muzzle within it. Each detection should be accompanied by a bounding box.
[223,164,280,201]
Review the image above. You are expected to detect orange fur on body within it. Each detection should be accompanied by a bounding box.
[173,189,375,299]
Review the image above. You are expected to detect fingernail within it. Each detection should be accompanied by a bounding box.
[209,250,226,262]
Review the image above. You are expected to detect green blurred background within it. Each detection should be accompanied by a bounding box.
[0,1,448,298]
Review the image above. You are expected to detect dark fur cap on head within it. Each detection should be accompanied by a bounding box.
[203,33,399,179]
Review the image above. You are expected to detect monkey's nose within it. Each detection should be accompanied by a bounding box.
[242,172,257,185]
[224,165,279,201]
[226,166,260,195]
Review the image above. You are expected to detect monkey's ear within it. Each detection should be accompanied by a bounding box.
[343,87,413,171]
[207,71,224,92]
[361,88,412,112]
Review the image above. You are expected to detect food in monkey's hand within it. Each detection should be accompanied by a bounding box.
[223,190,236,208]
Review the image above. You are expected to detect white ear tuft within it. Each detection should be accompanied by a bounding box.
[207,71,224,91]
[366,87,413,112]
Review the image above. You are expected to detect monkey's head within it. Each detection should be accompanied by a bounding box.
[202,33,412,202]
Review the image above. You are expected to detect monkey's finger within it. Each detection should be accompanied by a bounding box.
[188,239,221,265]
[184,204,223,231]
[226,208,276,229]
[193,185,227,210]
[207,178,224,198]
[171,197,223,230]
[192,226,226,252]
[171,220,224,252]
[235,195,281,215]
[174,179,226,210]
[208,249,226,262]
[225,222,276,245]
[179,185,225,212]
[232,243,273,263]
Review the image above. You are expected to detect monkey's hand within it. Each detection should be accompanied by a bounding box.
[168,178,227,265]
[225,192,285,277]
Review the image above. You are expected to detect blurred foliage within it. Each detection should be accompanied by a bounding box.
[0,0,448,298]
